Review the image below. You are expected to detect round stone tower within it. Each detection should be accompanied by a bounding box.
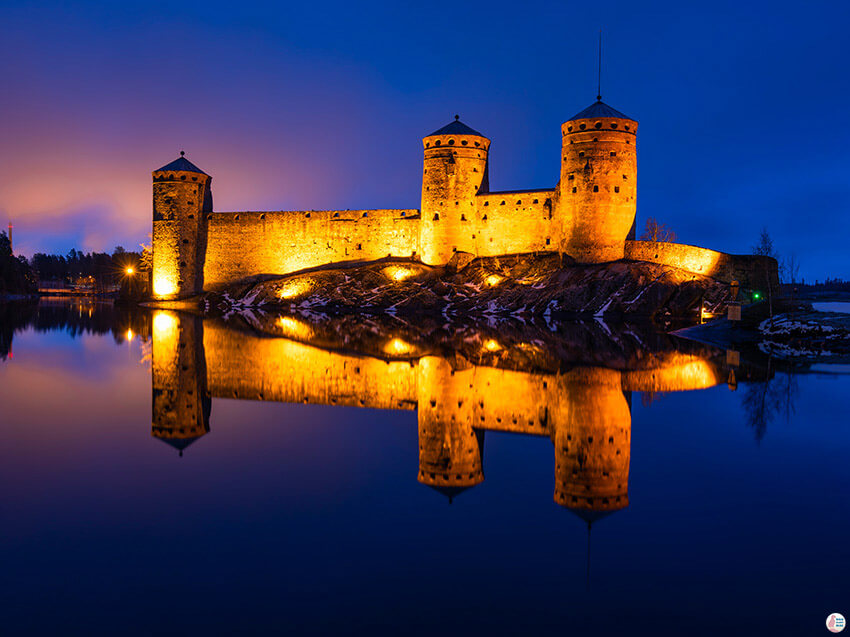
[416,357,485,503]
[552,367,631,520]
[419,117,490,265]
[151,154,213,300]
[557,100,637,263]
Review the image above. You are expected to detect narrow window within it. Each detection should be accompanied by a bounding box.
[433,213,440,220]
[579,123,586,130]
[484,201,489,206]
[593,185,599,192]
[568,174,574,181]
[572,187,577,193]
[610,151,616,157]
[546,237,551,245]
[533,198,539,204]
[579,151,585,157]
[614,186,620,193]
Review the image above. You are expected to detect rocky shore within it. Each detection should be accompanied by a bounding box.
[203,253,737,325]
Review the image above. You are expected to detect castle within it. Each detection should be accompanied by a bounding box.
[151,98,772,300]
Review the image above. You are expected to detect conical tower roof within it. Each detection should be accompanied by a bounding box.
[154,153,208,175]
[427,116,486,137]
[568,99,632,121]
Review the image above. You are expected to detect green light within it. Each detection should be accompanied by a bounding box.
[753,292,762,300]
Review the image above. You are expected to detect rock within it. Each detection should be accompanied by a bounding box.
[207,253,738,324]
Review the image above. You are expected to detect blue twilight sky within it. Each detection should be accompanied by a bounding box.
[0,0,848,280]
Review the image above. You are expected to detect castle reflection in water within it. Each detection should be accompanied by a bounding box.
[149,309,758,523]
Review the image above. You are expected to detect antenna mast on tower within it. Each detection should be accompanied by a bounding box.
[7,221,12,254]
[597,30,603,102]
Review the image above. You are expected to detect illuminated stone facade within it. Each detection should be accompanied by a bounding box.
[151,312,736,515]
[151,101,773,301]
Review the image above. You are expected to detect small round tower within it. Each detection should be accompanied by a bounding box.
[557,100,637,263]
[419,117,490,264]
[416,356,484,503]
[151,153,212,299]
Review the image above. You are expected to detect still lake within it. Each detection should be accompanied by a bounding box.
[0,299,847,636]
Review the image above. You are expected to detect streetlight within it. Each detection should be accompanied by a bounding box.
[126,267,134,276]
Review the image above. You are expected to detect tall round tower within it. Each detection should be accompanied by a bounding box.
[557,100,637,263]
[552,367,631,520]
[419,117,490,265]
[151,154,213,300]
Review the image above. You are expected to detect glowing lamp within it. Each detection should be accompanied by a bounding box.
[153,277,176,298]
[485,274,502,287]
[277,316,314,340]
[126,267,134,275]
[753,291,762,300]
[153,311,177,337]
[279,279,311,300]
[385,266,415,282]
[483,339,501,352]
[384,337,413,356]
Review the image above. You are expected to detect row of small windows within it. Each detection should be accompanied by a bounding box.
[570,138,630,145]
[566,121,631,132]
[426,139,485,148]
[569,173,629,181]
[154,174,201,182]
[570,185,621,193]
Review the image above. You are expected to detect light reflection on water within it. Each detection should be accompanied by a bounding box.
[0,299,847,636]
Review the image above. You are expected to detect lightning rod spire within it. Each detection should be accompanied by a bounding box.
[597,30,603,102]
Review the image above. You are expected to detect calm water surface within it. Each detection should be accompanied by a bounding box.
[0,299,847,636]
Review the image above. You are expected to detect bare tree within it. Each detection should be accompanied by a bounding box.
[782,253,800,285]
[751,227,779,318]
[752,227,778,259]
[640,217,677,242]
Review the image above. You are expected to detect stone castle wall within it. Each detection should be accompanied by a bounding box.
[624,240,779,291]
[203,209,420,290]
[151,108,778,298]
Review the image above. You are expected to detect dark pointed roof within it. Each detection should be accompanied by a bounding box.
[154,155,208,175]
[567,507,617,524]
[427,117,486,137]
[427,484,476,504]
[157,435,204,452]
[569,99,632,121]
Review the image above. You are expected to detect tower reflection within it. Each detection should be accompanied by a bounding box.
[150,311,743,519]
